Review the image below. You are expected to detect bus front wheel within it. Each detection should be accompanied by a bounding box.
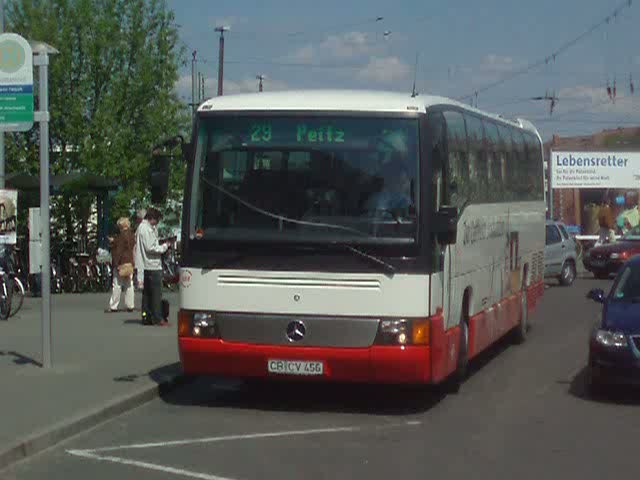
[446,313,469,393]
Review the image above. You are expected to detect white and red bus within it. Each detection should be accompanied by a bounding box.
[161,90,545,387]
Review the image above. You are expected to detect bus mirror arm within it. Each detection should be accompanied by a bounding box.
[433,206,458,244]
[182,142,193,163]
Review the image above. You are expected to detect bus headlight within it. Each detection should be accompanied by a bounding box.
[375,318,430,346]
[178,310,219,338]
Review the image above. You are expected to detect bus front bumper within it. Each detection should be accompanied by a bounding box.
[178,338,433,384]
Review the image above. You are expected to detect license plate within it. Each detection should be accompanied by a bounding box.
[267,359,324,376]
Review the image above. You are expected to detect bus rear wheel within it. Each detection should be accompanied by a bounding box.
[512,290,528,344]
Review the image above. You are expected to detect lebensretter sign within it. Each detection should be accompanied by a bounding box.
[550,151,640,189]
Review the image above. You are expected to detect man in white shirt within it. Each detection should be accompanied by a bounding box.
[133,208,146,290]
[135,208,170,326]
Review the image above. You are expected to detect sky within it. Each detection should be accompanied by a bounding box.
[166,0,640,140]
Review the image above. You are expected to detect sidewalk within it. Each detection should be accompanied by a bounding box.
[0,291,183,470]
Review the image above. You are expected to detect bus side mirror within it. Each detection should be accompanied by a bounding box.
[149,136,190,205]
[433,206,458,244]
[150,154,170,205]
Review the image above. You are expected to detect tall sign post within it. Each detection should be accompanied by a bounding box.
[0,0,5,189]
[0,32,56,368]
[34,43,52,368]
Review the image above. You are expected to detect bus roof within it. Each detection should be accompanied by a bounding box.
[197,89,537,133]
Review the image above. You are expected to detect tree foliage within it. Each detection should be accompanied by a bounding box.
[6,0,188,245]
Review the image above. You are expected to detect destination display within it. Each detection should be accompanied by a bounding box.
[207,117,415,151]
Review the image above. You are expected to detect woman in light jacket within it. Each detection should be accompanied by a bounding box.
[107,217,136,312]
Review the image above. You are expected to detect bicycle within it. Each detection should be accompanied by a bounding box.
[0,269,14,320]
[161,237,179,291]
[0,246,24,317]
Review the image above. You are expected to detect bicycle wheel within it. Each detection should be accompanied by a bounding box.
[9,277,24,317]
[0,278,11,320]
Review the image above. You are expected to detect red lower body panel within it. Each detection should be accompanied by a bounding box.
[527,280,544,312]
[180,339,432,384]
[179,281,544,385]
[430,312,461,383]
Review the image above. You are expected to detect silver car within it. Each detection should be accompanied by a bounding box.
[544,220,578,286]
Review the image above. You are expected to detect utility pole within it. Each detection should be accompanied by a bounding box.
[256,74,265,92]
[201,74,205,100]
[215,26,229,96]
[191,50,197,113]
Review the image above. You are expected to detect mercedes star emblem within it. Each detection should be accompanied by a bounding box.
[286,320,306,342]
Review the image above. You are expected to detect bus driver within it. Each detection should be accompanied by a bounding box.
[364,156,413,218]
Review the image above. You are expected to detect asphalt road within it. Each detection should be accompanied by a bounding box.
[4,277,640,480]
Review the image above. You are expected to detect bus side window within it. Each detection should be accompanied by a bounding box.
[427,111,447,273]
[511,129,527,200]
[464,114,487,203]
[443,110,469,209]
[427,112,446,211]
[497,125,514,201]
[524,132,543,201]
[483,120,502,202]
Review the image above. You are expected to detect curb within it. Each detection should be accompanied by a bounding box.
[0,373,190,472]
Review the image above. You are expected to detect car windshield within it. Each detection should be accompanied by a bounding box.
[189,115,420,245]
[622,225,640,240]
[611,265,640,302]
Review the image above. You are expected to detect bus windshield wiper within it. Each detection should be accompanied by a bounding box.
[200,176,372,238]
[329,243,396,276]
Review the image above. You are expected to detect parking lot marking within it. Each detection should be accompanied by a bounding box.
[72,426,359,453]
[71,421,420,454]
[66,421,421,479]
[68,449,234,480]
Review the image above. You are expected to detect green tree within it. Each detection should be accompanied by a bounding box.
[6,0,188,247]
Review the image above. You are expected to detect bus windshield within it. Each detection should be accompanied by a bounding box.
[189,115,420,245]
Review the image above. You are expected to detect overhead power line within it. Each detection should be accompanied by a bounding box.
[457,0,634,102]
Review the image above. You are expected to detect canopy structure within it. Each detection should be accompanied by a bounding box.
[6,172,120,249]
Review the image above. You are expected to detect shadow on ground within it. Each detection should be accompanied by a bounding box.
[113,362,183,387]
[566,366,640,405]
[156,333,516,416]
[0,350,41,367]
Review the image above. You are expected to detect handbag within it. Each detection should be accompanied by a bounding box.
[117,262,134,278]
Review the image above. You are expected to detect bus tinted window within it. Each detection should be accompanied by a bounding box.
[443,111,469,209]
[483,120,502,202]
[510,129,528,200]
[437,109,543,206]
[427,112,446,211]
[464,114,487,203]
[496,124,512,200]
[524,132,544,201]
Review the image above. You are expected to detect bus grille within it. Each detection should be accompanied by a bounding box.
[217,275,381,290]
